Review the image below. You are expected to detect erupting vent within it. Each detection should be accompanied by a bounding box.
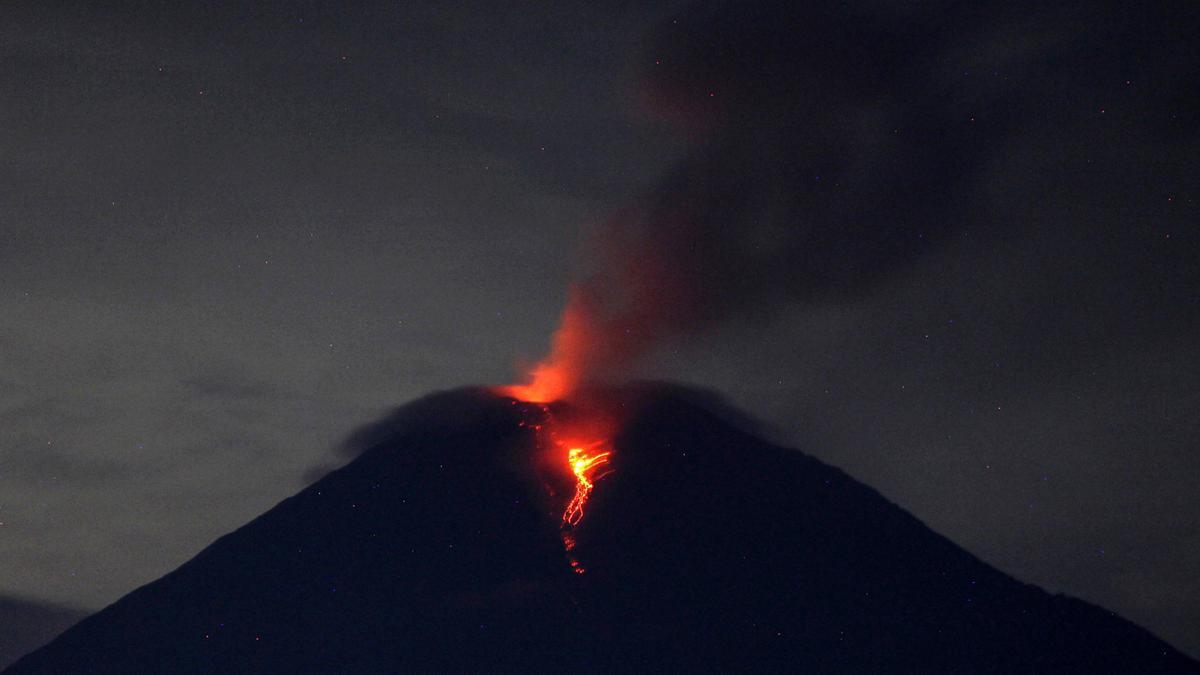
[500,290,617,572]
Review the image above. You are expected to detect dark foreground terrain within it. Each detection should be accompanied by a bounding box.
[9,385,1196,673]
[0,597,85,670]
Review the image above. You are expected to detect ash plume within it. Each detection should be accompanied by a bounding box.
[512,2,971,399]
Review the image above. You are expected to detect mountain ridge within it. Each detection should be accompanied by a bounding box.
[9,384,1196,673]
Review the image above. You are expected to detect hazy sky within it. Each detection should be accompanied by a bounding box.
[2,0,1197,658]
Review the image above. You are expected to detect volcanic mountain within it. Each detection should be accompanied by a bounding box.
[8,385,1195,673]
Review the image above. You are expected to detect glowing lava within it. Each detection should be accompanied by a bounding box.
[503,396,614,574]
[563,444,612,527]
[502,289,617,572]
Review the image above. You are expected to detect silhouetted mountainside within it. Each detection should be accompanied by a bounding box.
[0,596,86,670]
[9,385,1196,673]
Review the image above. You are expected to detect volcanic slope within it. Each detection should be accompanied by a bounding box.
[8,385,1196,673]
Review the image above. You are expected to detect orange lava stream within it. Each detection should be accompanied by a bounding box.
[563,444,612,527]
[558,441,611,574]
[504,397,614,574]
[501,290,615,572]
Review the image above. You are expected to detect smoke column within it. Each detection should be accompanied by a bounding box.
[508,2,972,401]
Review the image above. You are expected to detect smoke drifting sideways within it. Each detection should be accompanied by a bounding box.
[507,1,975,402]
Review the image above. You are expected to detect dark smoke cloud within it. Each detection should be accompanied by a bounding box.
[565,0,1198,383]
[569,2,971,379]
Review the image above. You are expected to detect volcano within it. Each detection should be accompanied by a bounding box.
[8,385,1195,673]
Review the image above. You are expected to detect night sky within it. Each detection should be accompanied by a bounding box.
[2,0,1198,660]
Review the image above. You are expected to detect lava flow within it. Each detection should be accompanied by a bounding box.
[509,400,615,573]
[503,390,614,573]
[501,288,619,572]
[563,443,611,527]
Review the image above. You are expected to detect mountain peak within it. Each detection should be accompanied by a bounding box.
[9,385,1196,673]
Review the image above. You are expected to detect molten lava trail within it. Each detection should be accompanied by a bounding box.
[511,399,613,574]
[563,444,611,528]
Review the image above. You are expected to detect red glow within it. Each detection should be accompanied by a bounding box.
[501,288,620,573]
[501,288,596,403]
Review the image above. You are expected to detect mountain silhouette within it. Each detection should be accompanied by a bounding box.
[0,596,86,670]
[8,385,1196,673]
